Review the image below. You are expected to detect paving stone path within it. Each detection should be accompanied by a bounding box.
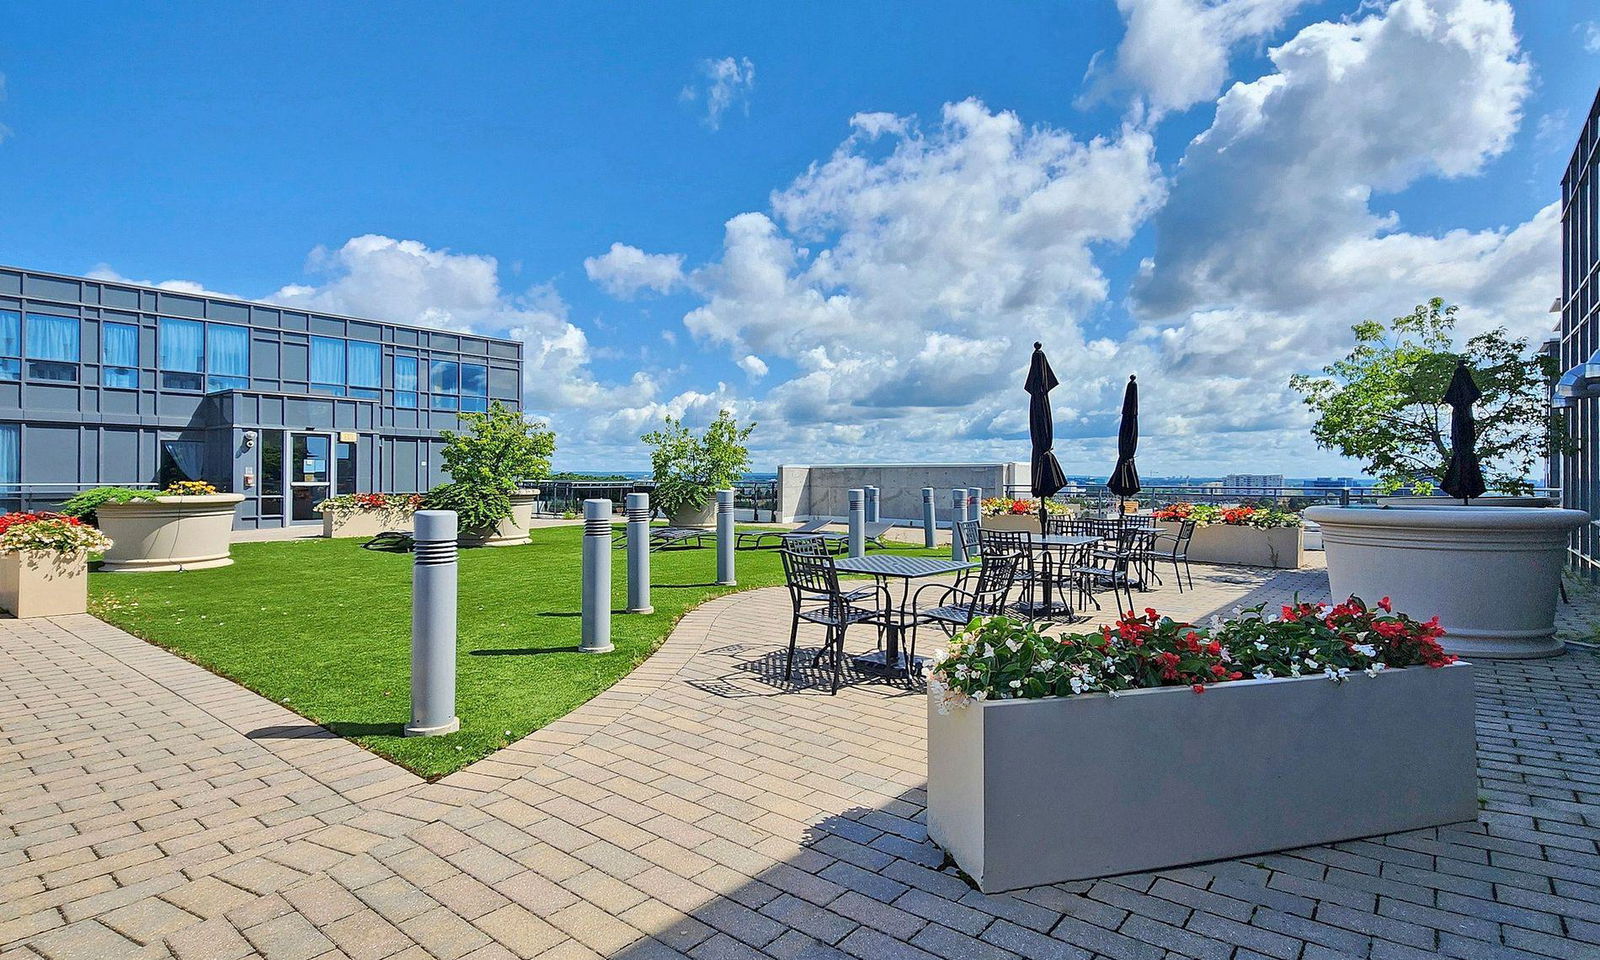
[3,559,1599,960]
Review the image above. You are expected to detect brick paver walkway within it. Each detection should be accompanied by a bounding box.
[3,559,1599,960]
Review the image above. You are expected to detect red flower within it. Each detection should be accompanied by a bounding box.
[1210,663,1227,677]
[1378,596,1392,612]
[1191,684,1206,693]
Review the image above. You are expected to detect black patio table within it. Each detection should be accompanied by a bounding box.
[834,554,976,680]
[1021,534,1099,619]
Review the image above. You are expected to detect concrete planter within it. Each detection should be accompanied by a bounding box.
[927,662,1477,892]
[0,548,89,617]
[461,489,540,547]
[1378,495,1557,508]
[668,500,715,530]
[1157,521,1303,569]
[1305,505,1589,659]
[97,495,245,572]
[981,515,1042,534]
[322,507,416,539]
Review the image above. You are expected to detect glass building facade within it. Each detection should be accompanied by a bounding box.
[0,266,523,529]
[1557,89,1600,577]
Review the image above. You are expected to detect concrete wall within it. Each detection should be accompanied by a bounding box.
[778,463,1024,524]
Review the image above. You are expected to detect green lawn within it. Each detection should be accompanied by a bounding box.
[89,525,936,777]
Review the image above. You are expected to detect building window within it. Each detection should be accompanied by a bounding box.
[159,439,205,488]
[206,323,250,393]
[0,423,17,496]
[159,318,204,391]
[461,363,488,412]
[25,313,80,382]
[102,322,140,389]
[348,341,381,399]
[0,311,20,381]
[430,360,459,411]
[394,355,418,408]
[310,336,346,396]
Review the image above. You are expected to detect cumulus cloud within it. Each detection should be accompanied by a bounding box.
[1088,0,1309,114]
[737,355,768,379]
[583,243,686,299]
[85,265,237,299]
[680,56,755,131]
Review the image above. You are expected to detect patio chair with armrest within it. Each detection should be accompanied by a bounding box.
[976,528,1037,612]
[803,520,900,552]
[779,544,888,694]
[1133,519,1196,592]
[905,552,1021,675]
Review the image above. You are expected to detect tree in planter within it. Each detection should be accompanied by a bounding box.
[1289,298,1571,494]
[641,411,754,519]
[424,401,556,529]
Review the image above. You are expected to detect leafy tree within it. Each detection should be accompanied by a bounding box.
[426,401,556,524]
[1289,298,1570,494]
[641,410,754,515]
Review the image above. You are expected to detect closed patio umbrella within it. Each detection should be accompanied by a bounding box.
[1025,342,1068,533]
[1106,375,1140,506]
[1441,359,1486,504]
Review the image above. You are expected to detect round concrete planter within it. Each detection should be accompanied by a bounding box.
[1304,504,1589,659]
[461,489,540,547]
[667,500,715,530]
[0,548,89,617]
[1377,495,1558,508]
[97,494,246,572]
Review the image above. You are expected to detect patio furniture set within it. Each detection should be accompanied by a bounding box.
[778,514,1199,693]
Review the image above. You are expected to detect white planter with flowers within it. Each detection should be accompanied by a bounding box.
[925,603,1477,892]
[318,493,423,539]
[0,514,112,618]
[1153,504,1304,569]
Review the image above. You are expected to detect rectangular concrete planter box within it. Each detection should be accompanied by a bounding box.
[0,549,89,617]
[981,508,1083,535]
[927,662,1477,892]
[1157,520,1303,569]
[321,508,416,539]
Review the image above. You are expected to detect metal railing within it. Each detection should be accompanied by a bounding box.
[1000,483,1563,512]
[527,478,780,521]
[0,482,161,515]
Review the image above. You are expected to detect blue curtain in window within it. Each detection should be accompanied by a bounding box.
[0,311,19,357]
[162,440,205,481]
[348,341,380,388]
[0,423,17,491]
[26,314,80,361]
[160,318,204,371]
[394,355,418,390]
[311,337,346,385]
[102,322,140,389]
[207,324,249,377]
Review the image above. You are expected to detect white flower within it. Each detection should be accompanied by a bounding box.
[1252,668,1273,680]
[972,690,987,701]
[1005,638,1022,653]
[1364,662,1387,678]
[1253,641,1269,652]
[1352,643,1377,658]
[1069,677,1085,695]
[1008,680,1022,689]
[1303,656,1319,669]
[1324,666,1350,683]
[1290,665,1302,678]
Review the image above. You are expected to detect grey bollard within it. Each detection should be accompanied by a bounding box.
[581,499,614,653]
[951,488,967,561]
[716,489,736,586]
[848,488,866,558]
[865,486,880,523]
[922,487,936,549]
[406,510,460,737]
[626,492,652,614]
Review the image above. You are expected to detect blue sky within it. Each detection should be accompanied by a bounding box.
[1,1,1595,475]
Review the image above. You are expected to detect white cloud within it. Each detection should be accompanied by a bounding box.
[1582,21,1600,54]
[680,56,755,130]
[1089,0,1310,114]
[582,242,686,299]
[85,265,237,299]
[736,355,768,379]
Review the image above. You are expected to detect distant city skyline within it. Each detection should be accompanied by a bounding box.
[0,1,1589,476]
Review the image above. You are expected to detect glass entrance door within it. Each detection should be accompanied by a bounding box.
[290,433,331,522]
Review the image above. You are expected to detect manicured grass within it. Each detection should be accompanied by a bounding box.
[89,525,937,777]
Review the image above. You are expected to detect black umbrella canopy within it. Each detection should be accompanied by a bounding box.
[1025,342,1068,503]
[1440,359,1486,504]
[1106,375,1140,498]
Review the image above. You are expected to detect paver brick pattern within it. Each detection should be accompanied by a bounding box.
[3,555,1600,959]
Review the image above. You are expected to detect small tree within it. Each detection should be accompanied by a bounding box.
[641,410,754,515]
[1289,298,1569,494]
[426,401,556,523]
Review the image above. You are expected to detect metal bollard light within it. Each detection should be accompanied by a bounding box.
[626,492,652,614]
[848,488,866,558]
[922,487,936,549]
[406,510,460,737]
[580,499,614,654]
[865,486,880,523]
[716,489,736,586]
[951,488,966,561]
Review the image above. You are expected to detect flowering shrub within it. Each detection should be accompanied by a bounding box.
[0,512,113,555]
[980,497,1070,518]
[1151,502,1301,528]
[926,597,1453,713]
[315,492,425,517]
[164,481,219,496]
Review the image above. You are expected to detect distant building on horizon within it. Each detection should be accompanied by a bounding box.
[1223,473,1284,494]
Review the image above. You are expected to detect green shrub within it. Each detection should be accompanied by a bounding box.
[435,401,555,524]
[59,487,165,525]
[421,482,512,535]
[641,410,753,516]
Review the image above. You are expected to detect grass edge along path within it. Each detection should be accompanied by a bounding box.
[89,525,937,777]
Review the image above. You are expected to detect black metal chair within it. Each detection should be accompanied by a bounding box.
[905,551,1021,677]
[778,545,886,694]
[977,528,1037,613]
[1135,519,1196,592]
[953,519,980,558]
[1073,526,1158,615]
